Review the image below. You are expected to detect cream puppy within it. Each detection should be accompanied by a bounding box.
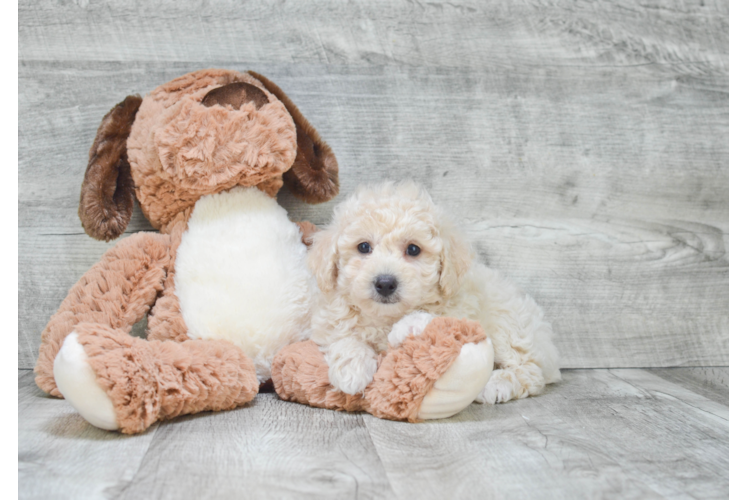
[308,182,561,403]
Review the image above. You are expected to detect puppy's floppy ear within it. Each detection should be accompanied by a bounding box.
[438,218,473,299]
[308,226,339,294]
[79,95,142,241]
[248,71,339,204]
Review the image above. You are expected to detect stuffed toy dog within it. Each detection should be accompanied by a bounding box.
[35,69,494,433]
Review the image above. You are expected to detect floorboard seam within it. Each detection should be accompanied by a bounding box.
[361,415,401,500]
[111,423,161,500]
[532,371,693,498]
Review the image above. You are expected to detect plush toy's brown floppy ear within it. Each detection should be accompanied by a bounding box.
[248,71,339,204]
[79,95,142,241]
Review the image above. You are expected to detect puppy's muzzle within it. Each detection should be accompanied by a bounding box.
[374,274,398,298]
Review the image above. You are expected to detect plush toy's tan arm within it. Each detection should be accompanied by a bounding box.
[272,318,488,422]
[35,232,172,396]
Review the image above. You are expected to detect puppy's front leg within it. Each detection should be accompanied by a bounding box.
[324,337,379,395]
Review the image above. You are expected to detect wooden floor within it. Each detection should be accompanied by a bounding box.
[19,367,728,499]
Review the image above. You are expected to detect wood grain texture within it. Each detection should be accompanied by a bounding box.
[116,395,395,500]
[18,371,158,500]
[364,368,728,500]
[647,366,728,406]
[18,368,728,499]
[20,0,728,70]
[725,243,748,366]
[725,1,748,368]
[18,0,728,369]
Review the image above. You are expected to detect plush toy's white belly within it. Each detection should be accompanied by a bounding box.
[175,186,316,383]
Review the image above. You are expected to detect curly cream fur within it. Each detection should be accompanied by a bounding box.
[308,182,561,401]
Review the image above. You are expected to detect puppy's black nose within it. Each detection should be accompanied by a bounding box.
[374,275,398,297]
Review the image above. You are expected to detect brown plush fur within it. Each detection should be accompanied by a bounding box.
[35,232,171,396]
[127,70,297,232]
[272,317,487,422]
[366,317,487,422]
[248,71,340,204]
[141,220,190,343]
[79,95,142,241]
[76,324,258,434]
[271,340,367,413]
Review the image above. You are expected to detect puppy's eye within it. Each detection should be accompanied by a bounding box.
[358,242,371,254]
[407,244,421,257]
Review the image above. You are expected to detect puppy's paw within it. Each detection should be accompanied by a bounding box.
[475,369,518,404]
[329,360,378,395]
[325,338,378,395]
[388,311,435,347]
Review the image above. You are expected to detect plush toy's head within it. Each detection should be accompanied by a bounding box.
[79,69,339,240]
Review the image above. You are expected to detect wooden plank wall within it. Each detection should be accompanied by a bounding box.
[18,0,728,369]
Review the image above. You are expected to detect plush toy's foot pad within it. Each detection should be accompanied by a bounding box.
[417,339,494,419]
[53,332,119,431]
[54,323,259,434]
[366,317,492,422]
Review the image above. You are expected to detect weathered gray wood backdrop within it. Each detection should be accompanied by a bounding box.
[19,0,728,370]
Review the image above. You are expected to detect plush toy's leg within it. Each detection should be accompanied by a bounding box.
[35,232,172,396]
[272,317,494,422]
[54,324,259,434]
[145,221,191,344]
[145,270,190,343]
[271,340,367,413]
